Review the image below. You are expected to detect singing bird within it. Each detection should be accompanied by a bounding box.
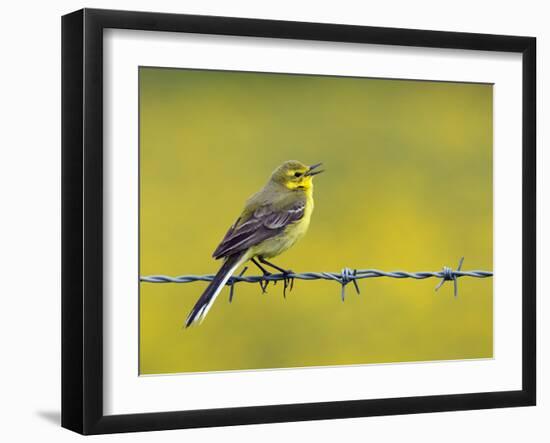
[185,160,323,327]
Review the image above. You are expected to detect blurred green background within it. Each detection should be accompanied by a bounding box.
[139,67,493,375]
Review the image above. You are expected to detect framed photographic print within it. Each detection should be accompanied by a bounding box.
[61,8,536,435]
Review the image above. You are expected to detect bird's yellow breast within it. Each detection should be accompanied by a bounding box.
[249,189,314,260]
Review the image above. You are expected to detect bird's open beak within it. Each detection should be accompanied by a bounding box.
[305,162,324,176]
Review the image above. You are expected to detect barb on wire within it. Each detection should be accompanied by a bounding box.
[140,257,493,302]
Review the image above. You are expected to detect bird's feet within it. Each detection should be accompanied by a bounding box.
[258,271,271,294]
[258,269,294,297]
[253,258,294,297]
[281,269,295,298]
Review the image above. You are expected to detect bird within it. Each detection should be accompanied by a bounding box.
[185,160,324,327]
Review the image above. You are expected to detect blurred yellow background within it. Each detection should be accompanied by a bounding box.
[139,67,493,375]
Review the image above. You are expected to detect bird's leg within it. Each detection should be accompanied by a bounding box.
[251,257,270,293]
[258,257,295,298]
[251,257,271,275]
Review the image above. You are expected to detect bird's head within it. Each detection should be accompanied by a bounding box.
[270,160,324,191]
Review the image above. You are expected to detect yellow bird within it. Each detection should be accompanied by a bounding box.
[185,160,323,327]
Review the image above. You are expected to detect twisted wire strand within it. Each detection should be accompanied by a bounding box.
[140,257,493,300]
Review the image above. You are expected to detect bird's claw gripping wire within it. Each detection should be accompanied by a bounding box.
[259,276,270,294]
[435,257,464,298]
[281,270,295,299]
[253,268,294,297]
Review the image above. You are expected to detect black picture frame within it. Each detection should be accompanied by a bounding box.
[62,8,536,435]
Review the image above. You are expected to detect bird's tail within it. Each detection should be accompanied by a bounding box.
[184,253,245,327]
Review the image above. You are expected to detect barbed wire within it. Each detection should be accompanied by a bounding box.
[140,257,493,301]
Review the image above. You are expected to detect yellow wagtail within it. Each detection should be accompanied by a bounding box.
[185,160,323,327]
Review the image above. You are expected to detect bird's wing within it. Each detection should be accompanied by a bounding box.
[212,200,306,259]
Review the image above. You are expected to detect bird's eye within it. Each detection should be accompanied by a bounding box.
[294,172,302,177]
